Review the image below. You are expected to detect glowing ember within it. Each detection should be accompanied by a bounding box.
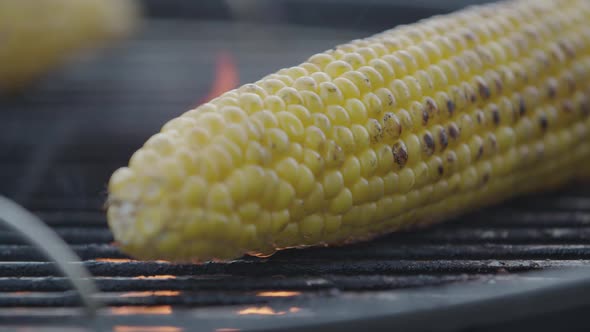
[132,275,176,280]
[256,291,301,298]
[237,306,299,316]
[200,51,239,104]
[95,258,135,263]
[110,306,173,316]
[114,326,183,332]
[289,307,301,313]
[120,291,180,298]
[238,307,282,315]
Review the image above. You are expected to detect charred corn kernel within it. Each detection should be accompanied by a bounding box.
[0,0,139,93]
[108,0,590,262]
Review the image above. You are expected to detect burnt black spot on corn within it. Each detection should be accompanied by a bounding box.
[447,100,456,116]
[491,105,501,125]
[476,77,492,100]
[392,142,409,168]
[425,97,438,116]
[539,114,549,131]
[422,109,430,125]
[422,132,436,156]
[476,111,485,124]
[107,0,590,263]
[517,94,527,116]
[448,123,461,140]
[476,144,484,160]
[493,75,503,94]
[383,112,402,139]
[438,128,449,151]
[466,84,478,103]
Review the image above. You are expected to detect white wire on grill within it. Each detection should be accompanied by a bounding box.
[0,196,100,316]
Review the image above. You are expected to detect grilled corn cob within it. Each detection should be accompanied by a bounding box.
[0,0,140,93]
[108,0,590,262]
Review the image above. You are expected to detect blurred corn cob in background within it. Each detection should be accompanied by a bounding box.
[108,0,590,263]
[0,0,140,93]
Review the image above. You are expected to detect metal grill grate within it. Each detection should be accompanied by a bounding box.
[0,185,588,308]
[0,186,589,332]
[1,18,590,332]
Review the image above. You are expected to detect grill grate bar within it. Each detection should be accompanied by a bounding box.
[510,197,590,211]
[0,291,82,308]
[80,259,590,276]
[0,260,587,278]
[4,226,590,245]
[0,244,127,261]
[399,227,590,244]
[0,276,334,292]
[0,274,489,308]
[5,243,590,261]
[457,211,590,227]
[33,212,111,227]
[0,228,113,245]
[22,199,106,212]
[0,274,481,292]
[268,244,590,260]
[0,291,268,308]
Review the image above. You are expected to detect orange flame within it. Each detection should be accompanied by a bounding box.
[120,291,180,298]
[256,291,301,298]
[114,326,183,332]
[200,51,239,104]
[110,306,173,316]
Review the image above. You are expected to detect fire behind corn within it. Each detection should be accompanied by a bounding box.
[108,0,590,263]
[0,0,140,93]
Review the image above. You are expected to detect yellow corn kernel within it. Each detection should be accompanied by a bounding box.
[108,0,590,262]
